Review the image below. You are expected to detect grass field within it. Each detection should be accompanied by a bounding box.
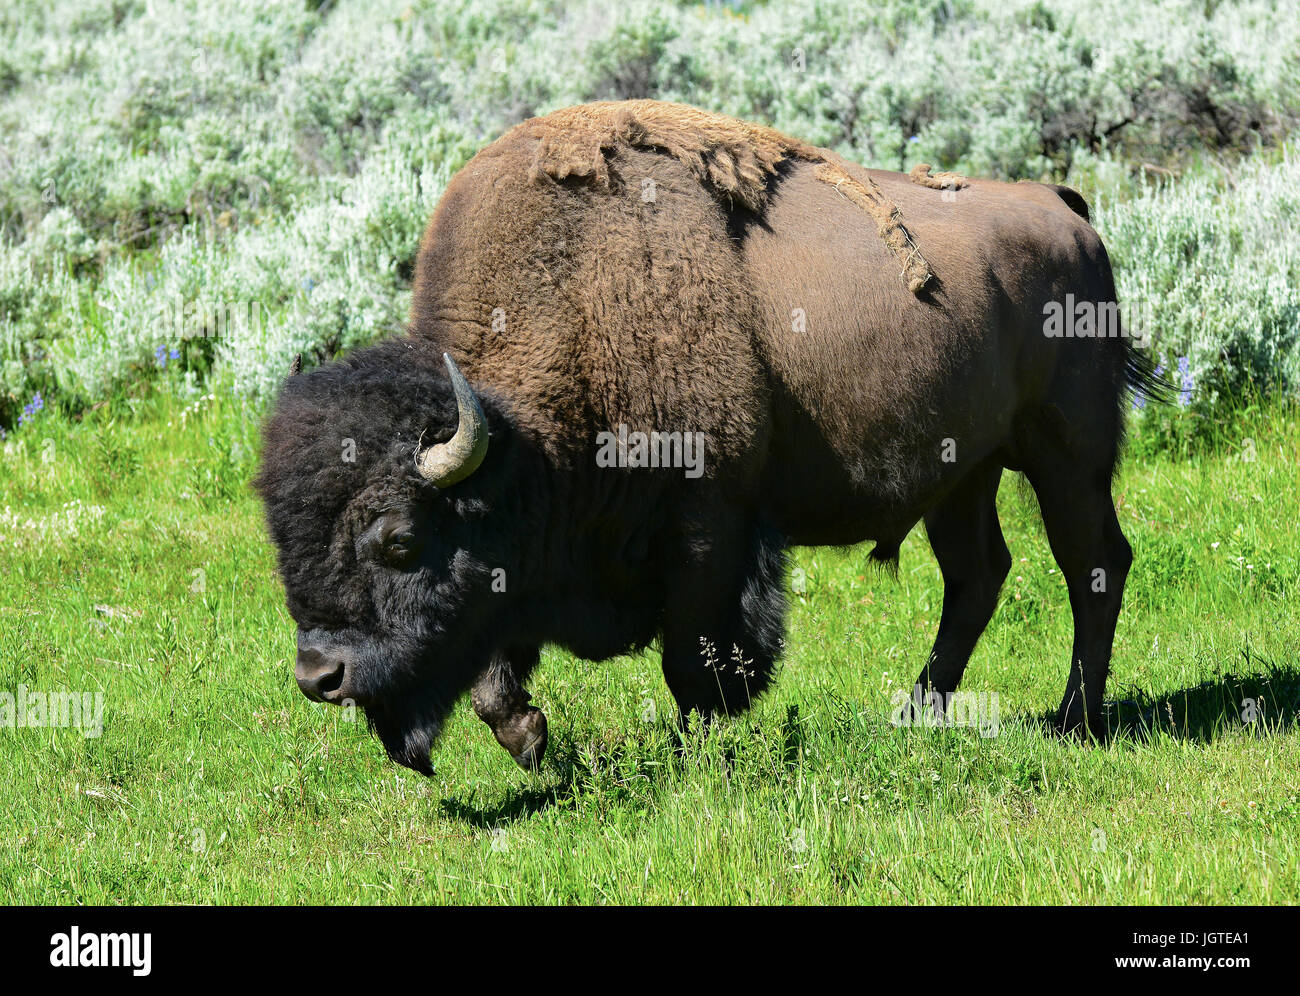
[1,387,1296,904]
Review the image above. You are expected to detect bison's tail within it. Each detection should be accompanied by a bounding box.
[1044,182,1091,223]
[1123,340,1173,407]
[1101,255,1172,410]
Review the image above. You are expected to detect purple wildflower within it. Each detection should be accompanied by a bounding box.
[17,391,44,428]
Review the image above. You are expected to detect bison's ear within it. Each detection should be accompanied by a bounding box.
[288,353,302,377]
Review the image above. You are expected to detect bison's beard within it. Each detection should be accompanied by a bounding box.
[348,619,494,775]
[364,691,452,776]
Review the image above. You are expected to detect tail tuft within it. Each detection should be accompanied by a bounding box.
[1124,341,1174,407]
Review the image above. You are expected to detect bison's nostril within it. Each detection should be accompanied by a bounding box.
[295,648,348,703]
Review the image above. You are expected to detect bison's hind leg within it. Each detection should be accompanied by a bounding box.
[1021,403,1132,738]
[659,514,787,721]
[905,460,1010,722]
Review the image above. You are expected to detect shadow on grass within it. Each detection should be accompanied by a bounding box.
[438,726,677,827]
[439,782,571,828]
[439,704,808,827]
[1034,650,1300,744]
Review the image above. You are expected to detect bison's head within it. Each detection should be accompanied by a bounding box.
[255,341,533,774]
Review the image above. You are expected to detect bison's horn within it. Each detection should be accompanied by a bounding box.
[416,353,489,487]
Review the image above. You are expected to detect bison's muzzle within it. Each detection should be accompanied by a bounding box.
[295,640,354,704]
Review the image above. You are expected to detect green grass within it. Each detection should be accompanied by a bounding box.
[1,386,1297,904]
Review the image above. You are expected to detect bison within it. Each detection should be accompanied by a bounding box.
[256,100,1159,774]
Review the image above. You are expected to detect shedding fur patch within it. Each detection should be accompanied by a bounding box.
[814,161,932,295]
[908,162,970,192]
[528,101,936,295]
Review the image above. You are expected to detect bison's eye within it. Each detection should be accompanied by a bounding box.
[383,530,417,566]
[359,512,424,569]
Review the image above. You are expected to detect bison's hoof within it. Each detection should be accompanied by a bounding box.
[492,707,548,772]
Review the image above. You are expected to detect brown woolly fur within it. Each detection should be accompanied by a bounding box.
[525,100,935,292]
[528,100,799,211]
[411,115,772,474]
[260,100,1160,774]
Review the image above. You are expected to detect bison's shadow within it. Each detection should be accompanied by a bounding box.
[1034,651,1299,744]
[439,705,807,827]
[440,660,1298,826]
[437,727,679,827]
[439,783,567,828]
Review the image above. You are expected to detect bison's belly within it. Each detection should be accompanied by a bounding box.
[757,406,945,549]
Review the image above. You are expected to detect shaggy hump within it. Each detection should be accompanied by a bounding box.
[528,100,807,211]
[524,100,936,293]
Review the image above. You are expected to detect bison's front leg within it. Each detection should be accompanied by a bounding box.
[659,515,788,720]
[470,646,547,771]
